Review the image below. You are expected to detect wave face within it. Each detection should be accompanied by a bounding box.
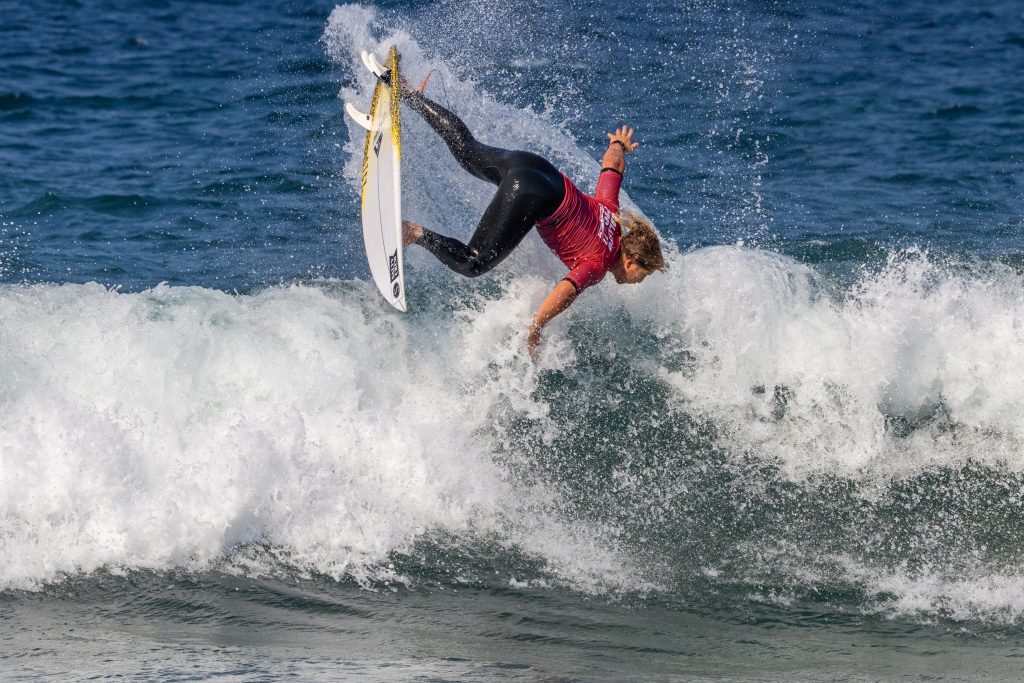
[3,2,1024,634]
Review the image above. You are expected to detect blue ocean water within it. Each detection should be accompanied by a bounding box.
[3,1,1024,680]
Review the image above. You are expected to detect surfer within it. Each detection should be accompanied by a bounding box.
[398,87,665,355]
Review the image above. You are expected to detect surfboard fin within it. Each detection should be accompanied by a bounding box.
[367,52,388,78]
[344,102,372,130]
[361,50,388,79]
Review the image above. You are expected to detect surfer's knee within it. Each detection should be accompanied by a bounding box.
[461,252,498,278]
[461,259,492,278]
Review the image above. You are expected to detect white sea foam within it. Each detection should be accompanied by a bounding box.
[0,279,648,592]
[614,246,1024,478]
[836,558,1024,626]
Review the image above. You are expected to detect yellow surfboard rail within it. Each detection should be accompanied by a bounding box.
[360,46,401,211]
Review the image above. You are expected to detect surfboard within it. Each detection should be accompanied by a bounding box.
[345,46,406,312]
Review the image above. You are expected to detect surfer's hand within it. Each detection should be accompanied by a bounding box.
[608,126,639,153]
[527,323,542,358]
[402,220,423,246]
[528,281,577,358]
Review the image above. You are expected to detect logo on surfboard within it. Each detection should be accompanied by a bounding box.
[373,131,383,157]
[388,250,399,283]
[389,250,401,299]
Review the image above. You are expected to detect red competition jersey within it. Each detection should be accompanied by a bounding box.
[535,169,622,293]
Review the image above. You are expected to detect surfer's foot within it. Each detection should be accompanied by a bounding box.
[377,69,414,95]
[402,220,423,246]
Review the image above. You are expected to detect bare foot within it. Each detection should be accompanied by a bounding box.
[402,220,423,246]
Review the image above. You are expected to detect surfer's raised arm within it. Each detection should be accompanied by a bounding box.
[602,125,638,175]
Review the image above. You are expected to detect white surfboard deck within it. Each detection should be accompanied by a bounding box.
[345,47,406,312]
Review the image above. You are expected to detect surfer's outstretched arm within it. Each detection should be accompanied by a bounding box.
[602,126,638,175]
[527,280,578,356]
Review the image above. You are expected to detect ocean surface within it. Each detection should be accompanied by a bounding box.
[3,0,1024,680]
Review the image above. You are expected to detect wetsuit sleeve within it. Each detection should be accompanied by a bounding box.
[594,168,622,212]
[564,259,607,294]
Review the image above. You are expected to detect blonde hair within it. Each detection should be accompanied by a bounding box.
[618,211,665,272]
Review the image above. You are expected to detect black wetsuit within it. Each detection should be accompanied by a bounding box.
[403,90,565,277]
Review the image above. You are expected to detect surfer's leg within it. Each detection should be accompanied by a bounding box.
[418,193,537,278]
[417,165,563,278]
[402,90,509,186]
